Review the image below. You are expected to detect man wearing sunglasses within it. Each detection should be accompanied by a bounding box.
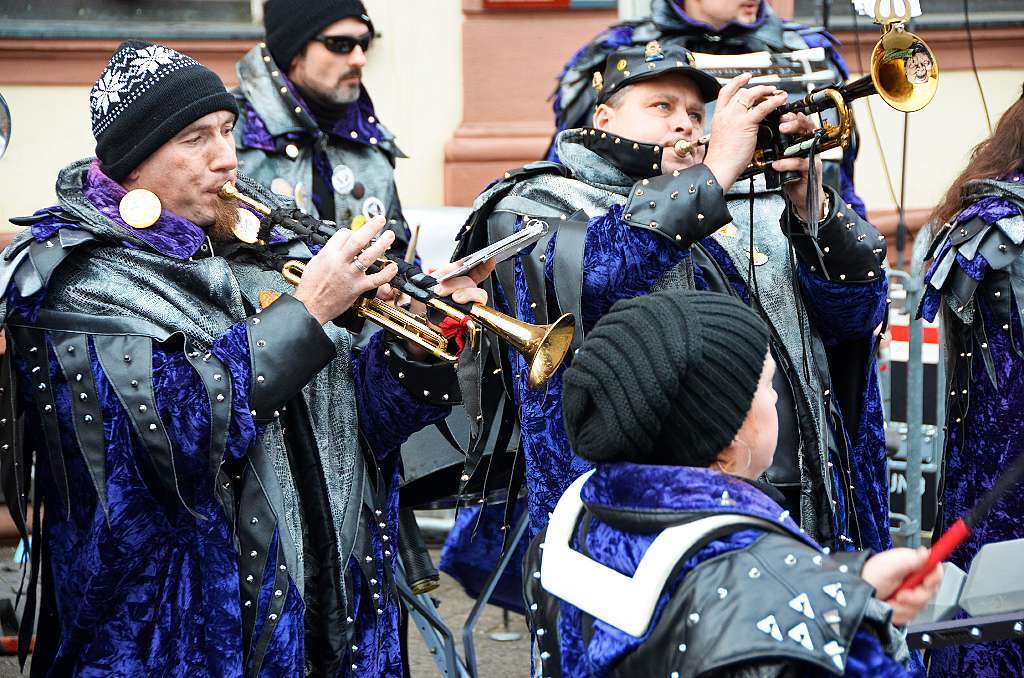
[232,0,409,251]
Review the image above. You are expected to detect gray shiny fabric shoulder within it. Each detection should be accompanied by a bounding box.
[481,130,631,222]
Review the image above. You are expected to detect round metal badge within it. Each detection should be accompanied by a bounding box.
[270,177,294,197]
[752,246,769,266]
[233,208,261,244]
[119,189,162,229]
[362,196,385,220]
[331,164,356,195]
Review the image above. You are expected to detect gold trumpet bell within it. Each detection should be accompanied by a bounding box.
[869,9,938,113]
[470,305,576,388]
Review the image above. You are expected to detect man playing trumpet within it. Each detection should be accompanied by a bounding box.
[548,0,867,216]
[0,41,486,677]
[449,44,890,557]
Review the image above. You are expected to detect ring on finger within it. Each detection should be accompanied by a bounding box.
[352,257,369,273]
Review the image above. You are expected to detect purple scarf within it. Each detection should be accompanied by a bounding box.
[78,161,207,259]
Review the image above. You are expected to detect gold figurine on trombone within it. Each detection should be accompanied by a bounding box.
[218,181,575,388]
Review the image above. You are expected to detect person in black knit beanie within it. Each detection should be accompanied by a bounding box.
[524,288,943,677]
[231,0,412,250]
[562,289,771,468]
[263,0,373,78]
[91,40,237,182]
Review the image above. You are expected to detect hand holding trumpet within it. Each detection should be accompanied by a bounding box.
[702,73,788,192]
[292,215,399,325]
[219,181,575,387]
[771,111,826,224]
[697,74,824,221]
[377,257,496,361]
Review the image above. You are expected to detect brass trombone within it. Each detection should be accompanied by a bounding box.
[219,182,575,388]
[673,7,937,172]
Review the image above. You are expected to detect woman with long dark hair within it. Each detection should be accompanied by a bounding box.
[920,85,1024,676]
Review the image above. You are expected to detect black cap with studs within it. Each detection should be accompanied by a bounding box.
[594,41,721,106]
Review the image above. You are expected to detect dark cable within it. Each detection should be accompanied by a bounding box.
[963,0,993,133]
[748,177,760,303]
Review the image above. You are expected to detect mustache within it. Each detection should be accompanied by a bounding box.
[340,68,363,81]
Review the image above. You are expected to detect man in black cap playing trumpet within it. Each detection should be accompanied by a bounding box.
[446,43,891,572]
[1,40,486,676]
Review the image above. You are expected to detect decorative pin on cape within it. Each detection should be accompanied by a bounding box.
[233,208,262,244]
[644,40,665,62]
[119,189,161,229]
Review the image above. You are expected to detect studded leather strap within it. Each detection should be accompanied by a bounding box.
[7,325,69,518]
[94,333,203,520]
[247,293,337,421]
[621,163,732,248]
[382,339,461,406]
[50,330,109,521]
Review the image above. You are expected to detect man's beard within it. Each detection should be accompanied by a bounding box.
[208,199,241,242]
[310,70,363,108]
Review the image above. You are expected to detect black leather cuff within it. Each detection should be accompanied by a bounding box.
[788,187,887,283]
[382,338,461,407]
[247,294,337,420]
[621,164,732,248]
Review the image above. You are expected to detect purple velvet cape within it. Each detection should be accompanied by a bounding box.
[553,463,908,676]
[920,182,1024,677]
[7,164,447,677]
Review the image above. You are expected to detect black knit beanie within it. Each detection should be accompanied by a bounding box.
[90,41,238,182]
[264,0,374,71]
[562,290,771,467]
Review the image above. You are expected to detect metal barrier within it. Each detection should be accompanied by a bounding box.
[883,232,945,547]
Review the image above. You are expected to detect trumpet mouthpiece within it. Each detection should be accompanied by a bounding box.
[673,139,697,157]
[672,134,710,158]
[218,181,240,200]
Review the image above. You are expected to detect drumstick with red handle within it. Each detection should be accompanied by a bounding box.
[894,448,1024,594]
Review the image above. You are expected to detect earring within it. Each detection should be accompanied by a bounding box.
[716,439,753,476]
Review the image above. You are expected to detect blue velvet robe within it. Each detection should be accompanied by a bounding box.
[6,164,448,677]
[499,201,886,542]
[553,463,909,676]
[920,181,1024,676]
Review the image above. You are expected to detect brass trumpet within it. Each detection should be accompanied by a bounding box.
[219,182,575,388]
[673,9,937,172]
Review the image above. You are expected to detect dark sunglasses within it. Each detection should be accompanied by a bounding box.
[314,33,373,55]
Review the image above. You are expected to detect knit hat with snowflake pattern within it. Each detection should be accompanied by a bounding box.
[89,41,238,182]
